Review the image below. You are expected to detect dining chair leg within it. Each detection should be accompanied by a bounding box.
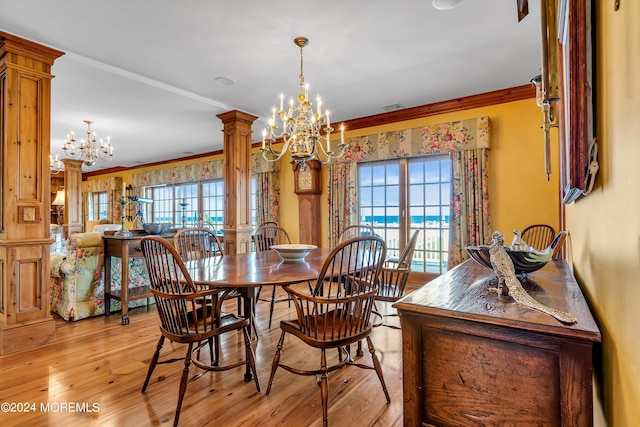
[266,330,287,394]
[173,343,194,427]
[242,326,261,391]
[366,336,391,403]
[246,308,259,339]
[211,337,219,366]
[141,335,165,392]
[319,348,329,426]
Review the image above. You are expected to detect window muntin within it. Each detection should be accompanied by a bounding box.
[143,180,224,229]
[407,156,450,274]
[88,191,108,221]
[250,177,257,227]
[201,180,224,229]
[358,155,451,274]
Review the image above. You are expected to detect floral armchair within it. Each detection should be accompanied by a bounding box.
[50,231,151,321]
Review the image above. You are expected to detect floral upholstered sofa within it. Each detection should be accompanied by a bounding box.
[50,231,151,321]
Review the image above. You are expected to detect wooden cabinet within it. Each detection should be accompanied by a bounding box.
[393,260,601,426]
[103,230,176,325]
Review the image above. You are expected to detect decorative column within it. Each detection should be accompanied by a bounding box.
[61,158,83,236]
[0,32,64,354]
[217,110,258,254]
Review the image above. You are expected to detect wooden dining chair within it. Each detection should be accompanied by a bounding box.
[173,227,224,261]
[338,224,375,242]
[139,236,260,427]
[375,229,420,328]
[550,230,568,260]
[173,227,245,358]
[257,220,278,228]
[253,224,291,251]
[266,235,389,426]
[253,225,293,328]
[521,224,556,251]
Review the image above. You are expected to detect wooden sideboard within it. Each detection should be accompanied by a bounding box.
[103,230,177,325]
[393,259,601,427]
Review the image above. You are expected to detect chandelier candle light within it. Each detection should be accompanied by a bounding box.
[62,120,114,167]
[261,37,348,166]
[49,154,63,174]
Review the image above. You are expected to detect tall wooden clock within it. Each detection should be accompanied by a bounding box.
[293,159,322,246]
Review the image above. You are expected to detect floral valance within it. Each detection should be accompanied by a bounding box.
[82,176,122,193]
[338,116,489,163]
[252,152,280,174]
[131,159,224,187]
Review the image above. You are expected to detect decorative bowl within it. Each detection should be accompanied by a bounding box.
[142,222,172,235]
[270,244,317,263]
[465,245,553,275]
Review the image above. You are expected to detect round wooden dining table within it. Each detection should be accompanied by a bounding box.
[185,247,332,381]
[186,247,332,289]
[186,247,333,333]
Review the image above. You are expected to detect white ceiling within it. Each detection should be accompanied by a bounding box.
[0,0,541,172]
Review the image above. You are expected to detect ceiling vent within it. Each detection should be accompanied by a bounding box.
[381,103,404,112]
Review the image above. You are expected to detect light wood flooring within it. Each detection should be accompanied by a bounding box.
[0,286,410,426]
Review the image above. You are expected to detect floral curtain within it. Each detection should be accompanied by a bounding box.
[82,177,124,225]
[327,161,358,247]
[328,116,491,266]
[448,149,491,268]
[252,153,280,225]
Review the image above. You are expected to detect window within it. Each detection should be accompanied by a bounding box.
[358,155,451,274]
[143,180,224,229]
[88,191,108,221]
[201,181,224,229]
[250,177,257,227]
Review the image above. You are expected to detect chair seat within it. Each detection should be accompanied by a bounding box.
[280,310,372,348]
[164,311,249,344]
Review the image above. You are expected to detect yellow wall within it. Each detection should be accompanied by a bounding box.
[280,98,560,247]
[565,3,640,426]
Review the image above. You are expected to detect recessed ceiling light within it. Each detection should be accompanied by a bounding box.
[432,0,463,10]
[214,76,235,86]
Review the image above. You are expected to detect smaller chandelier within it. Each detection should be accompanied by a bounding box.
[261,37,348,166]
[62,120,114,167]
[50,154,63,174]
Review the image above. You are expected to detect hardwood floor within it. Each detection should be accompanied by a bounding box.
[0,287,410,426]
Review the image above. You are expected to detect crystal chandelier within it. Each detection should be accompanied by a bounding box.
[261,37,348,166]
[62,120,114,167]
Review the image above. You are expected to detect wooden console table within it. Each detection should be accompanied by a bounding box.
[103,230,176,325]
[393,260,601,427]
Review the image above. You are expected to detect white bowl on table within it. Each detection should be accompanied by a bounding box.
[270,244,318,263]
